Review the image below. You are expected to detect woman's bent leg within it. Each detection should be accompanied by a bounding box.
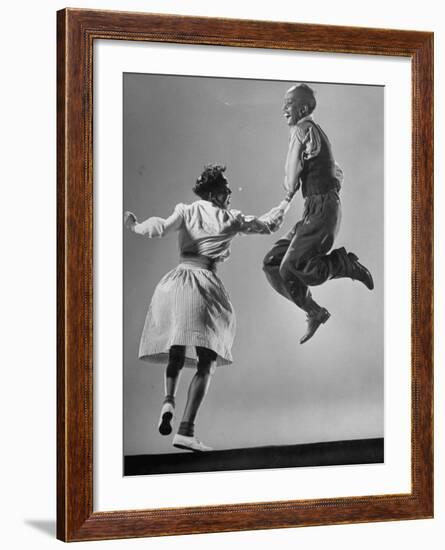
[164,345,186,404]
[158,345,185,435]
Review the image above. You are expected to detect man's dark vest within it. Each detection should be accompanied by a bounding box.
[300,121,340,198]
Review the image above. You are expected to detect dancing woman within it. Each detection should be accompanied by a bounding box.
[125,165,287,452]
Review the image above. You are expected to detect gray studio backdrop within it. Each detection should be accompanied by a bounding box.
[123,74,384,456]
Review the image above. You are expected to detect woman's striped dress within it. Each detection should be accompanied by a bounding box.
[132,199,282,367]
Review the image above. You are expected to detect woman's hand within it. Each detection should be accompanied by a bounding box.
[265,206,285,232]
[124,211,137,230]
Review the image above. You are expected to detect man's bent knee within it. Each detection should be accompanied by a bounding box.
[279,259,300,283]
[263,251,282,274]
[263,253,273,269]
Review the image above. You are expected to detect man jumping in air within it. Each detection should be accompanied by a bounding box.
[263,83,374,344]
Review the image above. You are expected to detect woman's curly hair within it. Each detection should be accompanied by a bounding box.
[193,164,229,199]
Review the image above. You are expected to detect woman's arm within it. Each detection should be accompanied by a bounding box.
[124,204,184,238]
[233,203,286,235]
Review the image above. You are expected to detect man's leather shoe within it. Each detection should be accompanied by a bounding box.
[347,253,374,290]
[300,307,331,344]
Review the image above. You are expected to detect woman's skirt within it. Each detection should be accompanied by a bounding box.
[138,256,236,367]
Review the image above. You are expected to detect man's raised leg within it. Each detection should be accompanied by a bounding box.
[263,239,294,302]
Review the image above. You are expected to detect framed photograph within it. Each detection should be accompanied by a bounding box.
[57,8,433,542]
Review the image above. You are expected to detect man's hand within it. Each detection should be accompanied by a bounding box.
[278,180,301,213]
[284,179,301,202]
[266,206,285,232]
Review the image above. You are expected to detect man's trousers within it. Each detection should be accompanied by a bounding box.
[263,189,348,315]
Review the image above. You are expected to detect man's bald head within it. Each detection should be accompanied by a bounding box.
[283,84,317,126]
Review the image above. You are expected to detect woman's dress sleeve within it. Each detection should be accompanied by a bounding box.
[133,203,185,237]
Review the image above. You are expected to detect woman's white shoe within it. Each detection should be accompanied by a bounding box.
[173,434,213,452]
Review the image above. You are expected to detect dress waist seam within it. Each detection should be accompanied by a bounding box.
[178,254,216,271]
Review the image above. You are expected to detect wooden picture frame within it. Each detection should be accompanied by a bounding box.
[57,8,433,542]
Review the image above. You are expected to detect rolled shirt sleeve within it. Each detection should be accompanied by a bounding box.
[296,122,322,161]
[293,119,344,189]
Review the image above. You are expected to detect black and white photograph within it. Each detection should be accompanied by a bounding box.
[4,0,440,547]
[122,74,384,476]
